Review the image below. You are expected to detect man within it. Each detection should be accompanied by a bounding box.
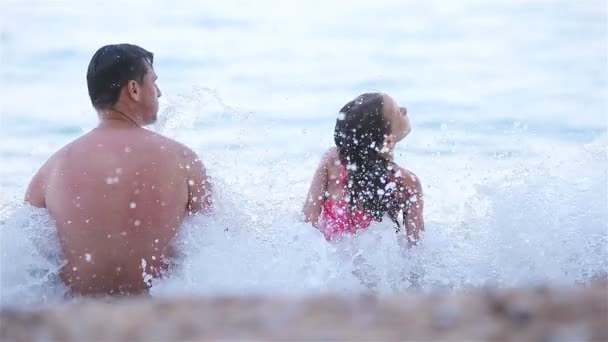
[25,44,212,296]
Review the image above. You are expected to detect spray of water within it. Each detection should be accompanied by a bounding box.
[1,91,606,308]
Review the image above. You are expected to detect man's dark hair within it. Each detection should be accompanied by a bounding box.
[86,44,154,109]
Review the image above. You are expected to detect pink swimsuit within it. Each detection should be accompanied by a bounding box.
[319,165,373,241]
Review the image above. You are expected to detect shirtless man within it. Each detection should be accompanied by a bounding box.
[25,44,212,296]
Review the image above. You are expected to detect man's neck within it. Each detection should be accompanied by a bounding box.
[98,108,144,128]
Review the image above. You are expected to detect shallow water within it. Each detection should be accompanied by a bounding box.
[1,0,606,308]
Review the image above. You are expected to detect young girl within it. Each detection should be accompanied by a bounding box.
[303,92,424,246]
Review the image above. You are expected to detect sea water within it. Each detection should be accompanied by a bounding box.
[1,0,606,308]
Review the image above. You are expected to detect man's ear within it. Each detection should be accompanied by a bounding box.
[126,80,140,101]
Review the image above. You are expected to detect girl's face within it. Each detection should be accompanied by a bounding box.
[382,94,411,143]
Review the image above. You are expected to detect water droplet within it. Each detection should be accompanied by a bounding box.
[85,253,92,262]
[124,146,132,153]
[129,202,137,209]
[134,220,141,226]
[72,266,78,271]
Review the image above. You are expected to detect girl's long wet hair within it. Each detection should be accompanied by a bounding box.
[334,92,401,230]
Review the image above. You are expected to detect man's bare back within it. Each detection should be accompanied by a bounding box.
[27,124,210,295]
[25,44,211,296]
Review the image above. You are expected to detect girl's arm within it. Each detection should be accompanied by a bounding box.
[302,153,330,227]
[397,169,425,246]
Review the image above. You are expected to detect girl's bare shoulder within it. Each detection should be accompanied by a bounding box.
[320,147,340,167]
[392,164,422,194]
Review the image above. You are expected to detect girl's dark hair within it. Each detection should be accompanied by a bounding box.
[334,92,401,230]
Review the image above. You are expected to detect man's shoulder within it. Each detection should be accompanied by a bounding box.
[142,130,199,161]
[70,128,199,162]
[46,138,81,162]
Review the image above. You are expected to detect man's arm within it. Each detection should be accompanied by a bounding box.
[302,152,330,227]
[183,149,212,214]
[24,159,53,208]
[397,168,424,246]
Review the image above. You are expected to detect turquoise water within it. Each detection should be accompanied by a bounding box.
[1,0,606,307]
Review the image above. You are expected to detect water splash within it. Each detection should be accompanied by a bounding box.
[1,97,605,308]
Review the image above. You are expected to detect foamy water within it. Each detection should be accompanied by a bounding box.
[1,0,606,308]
